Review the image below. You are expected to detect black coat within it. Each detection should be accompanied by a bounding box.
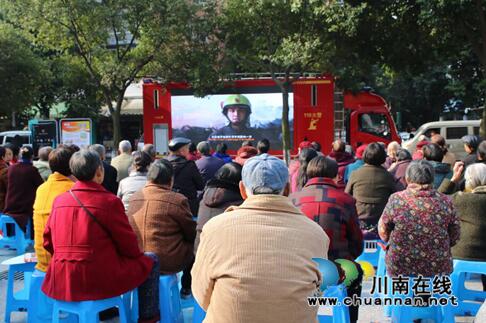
[167,155,204,215]
[102,161,118,195]
[195,180,243,252]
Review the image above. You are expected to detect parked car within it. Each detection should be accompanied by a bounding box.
[402,120,481,160]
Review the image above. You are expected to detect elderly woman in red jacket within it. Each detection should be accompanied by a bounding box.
[42,149,160,322]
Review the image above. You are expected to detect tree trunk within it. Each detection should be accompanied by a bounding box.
[112,108,122,150]
[281,85,291,165]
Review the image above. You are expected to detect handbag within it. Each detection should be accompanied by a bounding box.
[69,190,112,239]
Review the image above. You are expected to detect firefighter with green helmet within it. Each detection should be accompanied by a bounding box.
[209,94,260,148]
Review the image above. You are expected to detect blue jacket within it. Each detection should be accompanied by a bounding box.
[344,159,364,184]
[429,161,453,189]
[196,156,225,185]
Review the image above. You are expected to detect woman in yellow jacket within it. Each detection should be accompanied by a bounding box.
[32,146,76,321]
[33,146,77,272]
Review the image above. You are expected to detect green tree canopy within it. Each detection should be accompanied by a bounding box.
[0,23,45,118]
[2,0,213,145]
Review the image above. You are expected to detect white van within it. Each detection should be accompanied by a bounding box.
[0,131,32,146]
[402,120,481,160]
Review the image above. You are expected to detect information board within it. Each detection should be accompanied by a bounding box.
[60,119,92,149]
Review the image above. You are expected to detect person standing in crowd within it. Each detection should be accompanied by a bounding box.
[4,143,19,165]
[0,147,9,211]
[167,138,204,215]
[234,145,258,166]
[257,138,270,155]
[195,141,225,185]
[187,142,200,161]
[345,143,398,237]
[192,154,329,323]
[388,149,412,189]
[3,144,13,165]
[431,134,456,167]
[212,143,232,163]
[142,144,157,162]
[42,150,160,323]
[3,146,43,233]
[291,148,318,193]
[378,160,460,277]
[128,159,196,299]
[290,156,363,323]
[329,139,355,186]
[89,144,118,195]
[117,151,152,212]
[34,146,53,181]
[423,143,452,189]
[195,162,243,252]
[412,140,429,160]
[462,135,480,167]
[344,144,367,184]
[111,140,133,182]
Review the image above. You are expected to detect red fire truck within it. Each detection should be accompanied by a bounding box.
[142,75,400,155]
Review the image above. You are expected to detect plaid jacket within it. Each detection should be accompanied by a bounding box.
[290,177,363,260]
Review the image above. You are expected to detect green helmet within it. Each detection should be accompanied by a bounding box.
[221,94,252,114]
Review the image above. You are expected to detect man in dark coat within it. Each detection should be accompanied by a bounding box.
[89,144,118,194]
[195,141,224,185]
[166,138,204,215]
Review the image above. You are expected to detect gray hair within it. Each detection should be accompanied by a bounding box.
[252,187,283,195]
[142,144,156,158]
[69,149,102,181]
[38,146,53,161]
[405,160,435,185]
[119,140,132,154]
[89,144,106,160]
[197,141,211,156]
[387,141,400,156]
[147,159,173,185]
[465,163,486,191]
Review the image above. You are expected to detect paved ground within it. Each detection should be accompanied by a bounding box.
[0,247,483,323]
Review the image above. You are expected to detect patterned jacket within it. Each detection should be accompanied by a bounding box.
[290,177,363,260]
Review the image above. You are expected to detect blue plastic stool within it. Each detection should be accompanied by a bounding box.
[28,270,77,323]
[4,261,35,323]
[159,274,184,323]
[451,259,486,316]
[122,289,139,323]
[389,277,454,323]
[0,215,32,255]
[317,284,350,323]
[355,239,383,267]
[52,296,128,323]
[192,300,206,323]
[27,270,51,323]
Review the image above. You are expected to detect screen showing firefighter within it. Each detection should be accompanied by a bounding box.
[171,93,294,150]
